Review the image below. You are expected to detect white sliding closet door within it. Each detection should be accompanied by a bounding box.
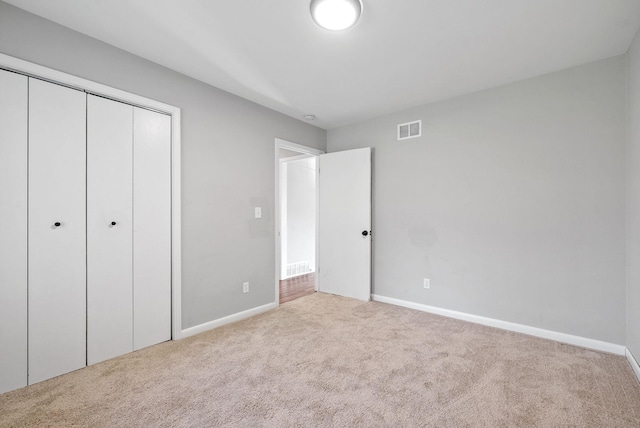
[28,78,87,384]
[133,108,171,350]
[87,95,134,364]
[0,69,28,393]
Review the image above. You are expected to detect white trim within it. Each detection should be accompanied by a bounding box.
[314,156,320,293]
[275,138,324,156]
[280,162,288,280]
[0,53,184,341]
[274,138,324,305]
[180,302,277,338]
[372,294,626,355]
[626,348,640,382]
[171,110,183,340]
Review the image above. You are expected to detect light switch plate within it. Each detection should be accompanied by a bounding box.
[255,207,262,218]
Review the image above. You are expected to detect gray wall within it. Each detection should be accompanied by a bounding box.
[0,2,326,329]
[627,29,640,358]
[329,56,627,344]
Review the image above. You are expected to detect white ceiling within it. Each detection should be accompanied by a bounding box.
[6,0,640,129]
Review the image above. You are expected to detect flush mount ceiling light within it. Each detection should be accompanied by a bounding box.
[310,0,363,31]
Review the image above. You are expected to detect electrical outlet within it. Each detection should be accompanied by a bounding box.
[424,278,430,289]
[243,282,249,293]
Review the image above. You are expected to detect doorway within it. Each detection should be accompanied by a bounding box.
[275,139,323,304]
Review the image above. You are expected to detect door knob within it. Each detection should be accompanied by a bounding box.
[111,221,117,226]
[54,222,61,227]
[362,230,369,236]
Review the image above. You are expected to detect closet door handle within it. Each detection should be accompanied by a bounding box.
[110,221,117,226]
[54,222,61,227]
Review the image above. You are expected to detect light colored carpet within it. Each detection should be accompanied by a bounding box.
[1,292,639,427]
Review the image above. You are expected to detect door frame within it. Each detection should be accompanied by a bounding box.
[0,53,184,340]
[274,138,324,305]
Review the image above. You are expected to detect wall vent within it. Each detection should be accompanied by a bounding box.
[397,120,422,141]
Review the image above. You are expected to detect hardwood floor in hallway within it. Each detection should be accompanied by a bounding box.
[279,273,315,304]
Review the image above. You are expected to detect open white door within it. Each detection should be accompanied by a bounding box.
[318,148,371,301]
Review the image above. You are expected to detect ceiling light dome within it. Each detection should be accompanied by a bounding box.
[310,0,363,31]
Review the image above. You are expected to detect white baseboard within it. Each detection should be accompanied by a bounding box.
[372,294,626,356]
[626,348,640,381]
[180,302,278,339]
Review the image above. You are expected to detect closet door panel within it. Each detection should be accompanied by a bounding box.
[0,70,28,393]
[28,78,86,384]
[133,108,171,350]
[87,95,133,365]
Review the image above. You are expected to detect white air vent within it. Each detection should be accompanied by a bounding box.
[397,120,422,141]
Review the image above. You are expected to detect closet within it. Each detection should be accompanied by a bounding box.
[0,69,172,393]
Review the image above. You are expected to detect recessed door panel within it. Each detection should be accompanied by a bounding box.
[133,107,171,350]
[87,95,134,365]
[0,69,28,393]
[28,78,87,384]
